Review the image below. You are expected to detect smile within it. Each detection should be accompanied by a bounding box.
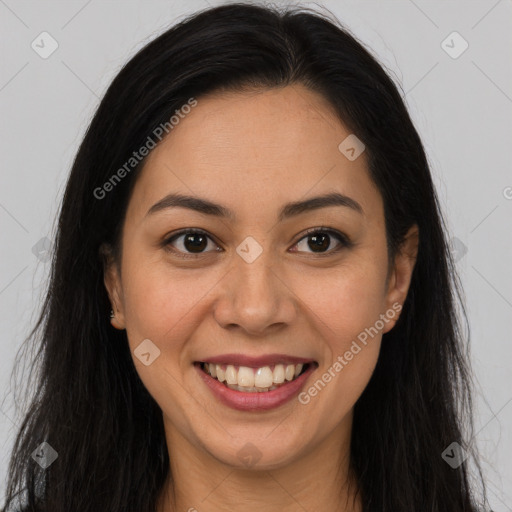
[194,355,318,411]
[200,362,309,392]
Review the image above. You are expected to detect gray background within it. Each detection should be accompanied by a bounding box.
[1,0,511,508]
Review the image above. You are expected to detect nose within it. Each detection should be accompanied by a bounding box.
[213,248,297,336]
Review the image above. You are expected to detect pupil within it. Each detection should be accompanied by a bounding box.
[184,233,207,252]
[308,233,329,252]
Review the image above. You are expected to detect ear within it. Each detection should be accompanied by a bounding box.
[99,243,126,330]
[382,224,419,334]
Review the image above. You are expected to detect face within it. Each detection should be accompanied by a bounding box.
[103,84,418,471]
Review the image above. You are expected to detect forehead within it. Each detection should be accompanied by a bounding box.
[126,85,381,223]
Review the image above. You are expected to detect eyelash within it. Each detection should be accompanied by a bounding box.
[161,227,351,260]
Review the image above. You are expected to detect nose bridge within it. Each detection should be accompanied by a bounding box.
[237,250,277,305]
[213,239,295,333]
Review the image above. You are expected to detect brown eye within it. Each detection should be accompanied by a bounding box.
[164,229,220,258]
[181,232,208,252]
[291,228,349,255]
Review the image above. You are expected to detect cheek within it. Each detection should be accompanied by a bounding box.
[294,265,385,420]
[293,261,387,340]
[120,254,220,354]
[119,256,214,424]
[290,254,387,398]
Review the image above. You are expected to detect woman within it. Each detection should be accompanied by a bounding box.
[2,3,489,511]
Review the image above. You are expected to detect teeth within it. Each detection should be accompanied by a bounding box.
[254,367,273,388]
[238,366,255,387]
[216,366,226,383]
[225,365,237,385]
[273,364,285,383]
[285,364,295,381]
[203,362,307,391]
[226,383,277,392]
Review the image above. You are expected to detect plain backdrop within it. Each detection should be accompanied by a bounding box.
[1,0,511,509]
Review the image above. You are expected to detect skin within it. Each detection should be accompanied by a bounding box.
[103,84,418,512]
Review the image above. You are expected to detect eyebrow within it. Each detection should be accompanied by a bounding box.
[146,191,364,221]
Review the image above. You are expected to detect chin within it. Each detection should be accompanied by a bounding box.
[199,431,307,471]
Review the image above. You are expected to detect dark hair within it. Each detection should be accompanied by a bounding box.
[2,3,489,511]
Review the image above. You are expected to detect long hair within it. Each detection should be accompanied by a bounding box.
[2,3,489,511]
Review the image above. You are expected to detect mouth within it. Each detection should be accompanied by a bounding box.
[194,355,318,411]
[198,361,311,392]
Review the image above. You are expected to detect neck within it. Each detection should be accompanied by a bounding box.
[156,412,362,512]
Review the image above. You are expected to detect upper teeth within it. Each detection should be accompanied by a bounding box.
[205,363,304,389]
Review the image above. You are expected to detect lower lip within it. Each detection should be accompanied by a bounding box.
[195,363,316,411]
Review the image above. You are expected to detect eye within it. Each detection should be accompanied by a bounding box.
[163,229,221,259]
[290,227,350,255]
[162,227,351,259]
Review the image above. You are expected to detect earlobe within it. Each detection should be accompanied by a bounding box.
[99,243,126,330]
[383,224,419,331]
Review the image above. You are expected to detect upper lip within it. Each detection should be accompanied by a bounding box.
[198,353,316,367]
